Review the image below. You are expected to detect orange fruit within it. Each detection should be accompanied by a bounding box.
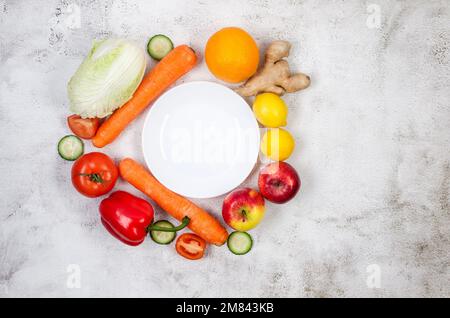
[205,27,259,83]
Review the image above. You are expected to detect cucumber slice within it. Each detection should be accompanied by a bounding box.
[150,220,176,244]
[58,135,84,161]
[147,34,174,60]
[227,231,253,255]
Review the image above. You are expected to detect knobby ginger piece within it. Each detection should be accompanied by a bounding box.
[235,40,310,97]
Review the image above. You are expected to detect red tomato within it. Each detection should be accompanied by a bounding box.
[71,152,118,198]
[67,115,100,139]
[176,233,207,260]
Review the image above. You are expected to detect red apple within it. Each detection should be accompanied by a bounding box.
[258,162,300,203]
[222,188,265,231]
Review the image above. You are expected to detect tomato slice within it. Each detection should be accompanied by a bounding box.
[67,115,100,139]
[176,233,206,260]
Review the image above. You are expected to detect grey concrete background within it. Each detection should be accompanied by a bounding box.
[0,0,449,297]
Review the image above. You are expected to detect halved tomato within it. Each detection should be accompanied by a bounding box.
[175,233,206,260]
[67,115,100,139]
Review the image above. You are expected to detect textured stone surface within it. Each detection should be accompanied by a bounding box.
[0,0,449,297]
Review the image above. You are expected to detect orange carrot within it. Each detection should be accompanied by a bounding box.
[92,45,197,148]
[119,158,228,246]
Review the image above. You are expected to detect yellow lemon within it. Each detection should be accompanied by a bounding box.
[261,128,295,161]
[252,93,288,127]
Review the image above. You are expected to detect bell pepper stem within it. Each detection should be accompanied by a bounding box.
[146,216,190,232]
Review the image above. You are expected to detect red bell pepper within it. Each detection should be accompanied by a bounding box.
[99,191,154,246]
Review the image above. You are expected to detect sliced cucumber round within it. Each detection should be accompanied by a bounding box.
[150,220,176,244]
[58,135,84,161]
[147,34,174,60]
[227,231,253,255]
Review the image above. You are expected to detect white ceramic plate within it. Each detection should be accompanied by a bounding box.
[142,81,260,199]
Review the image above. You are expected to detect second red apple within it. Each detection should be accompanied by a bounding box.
[258,162,300,203]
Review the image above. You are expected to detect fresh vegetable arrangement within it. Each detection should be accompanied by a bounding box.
[92,45,197,148]
[58,29,309,260]
[119,158,228,246]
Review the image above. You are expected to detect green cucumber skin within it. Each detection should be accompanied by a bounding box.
[57,135,84,161]
[147,34,174,60]
[150,233,176,245]
[150,220,176,245]
[227,231,253,255]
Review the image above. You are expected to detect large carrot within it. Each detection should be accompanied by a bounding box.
[119,158,228,246]
[92,45,197,148]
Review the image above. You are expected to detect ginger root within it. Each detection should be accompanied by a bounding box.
[235,40,310,97]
